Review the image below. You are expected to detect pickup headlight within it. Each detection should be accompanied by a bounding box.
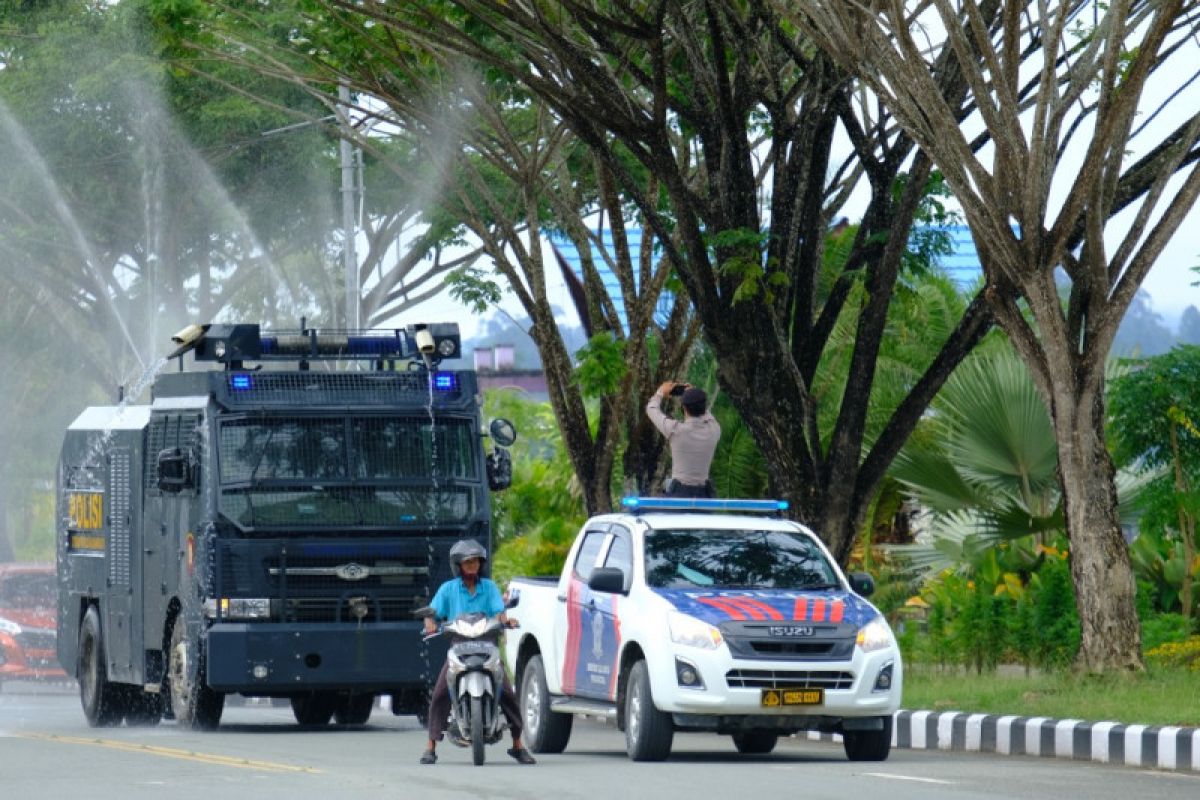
[668,611,723,650]
[0,616,22,635]
[855,616,894,653]
[203,598,272,620]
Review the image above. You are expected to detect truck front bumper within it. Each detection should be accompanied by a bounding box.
[206,622,446,693]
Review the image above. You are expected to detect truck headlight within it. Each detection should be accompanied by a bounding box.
[855,616,894,653]
[0,616,22,635]
[203,598,272,620]
[668,612,723,650]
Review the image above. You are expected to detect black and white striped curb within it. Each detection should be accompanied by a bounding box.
[801,711,1200,771]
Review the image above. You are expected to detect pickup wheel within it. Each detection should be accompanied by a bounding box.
[520,654,572,753]
[78,606,125,727]
[843,716,893,761]
[732,730,778,754]
[624,660,673,761]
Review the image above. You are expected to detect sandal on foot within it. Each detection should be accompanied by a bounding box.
[507,747,537,765]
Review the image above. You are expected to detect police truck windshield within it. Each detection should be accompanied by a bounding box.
[217,416,478,529]
[644,529,841,590]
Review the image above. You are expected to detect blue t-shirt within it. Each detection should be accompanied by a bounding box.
[430,576,504,621]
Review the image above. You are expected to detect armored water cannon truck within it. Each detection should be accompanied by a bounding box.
[56,322,516,729]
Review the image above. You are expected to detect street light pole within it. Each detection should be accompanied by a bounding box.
[339,81,359,331]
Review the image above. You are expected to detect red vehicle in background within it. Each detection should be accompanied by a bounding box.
[0,563,67,687]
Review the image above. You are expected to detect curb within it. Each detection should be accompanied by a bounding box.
[803,711,1200,772]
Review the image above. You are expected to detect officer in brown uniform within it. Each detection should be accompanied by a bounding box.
[645,381,722,498]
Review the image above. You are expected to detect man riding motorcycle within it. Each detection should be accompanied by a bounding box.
[420,539,536,765]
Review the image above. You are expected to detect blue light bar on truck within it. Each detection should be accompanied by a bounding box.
[433,372,457,391]
[620,497,789,513]
[229,374,253,391]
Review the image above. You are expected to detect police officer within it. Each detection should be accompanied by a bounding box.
[645,381,721,498]
[419,539,536,765]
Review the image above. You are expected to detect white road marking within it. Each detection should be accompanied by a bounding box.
[862,772,955,785]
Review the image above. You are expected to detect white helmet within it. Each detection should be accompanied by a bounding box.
[449,539,487,576]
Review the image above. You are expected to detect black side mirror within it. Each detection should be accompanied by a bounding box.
[505,588,520,609]
[848,572,875,597]
[486,447,512,491]
[588,567,626,594]
[157,448,194,493]
[489,418,517,447]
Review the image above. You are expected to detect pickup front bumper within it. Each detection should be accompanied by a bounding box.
[648,643,901,722]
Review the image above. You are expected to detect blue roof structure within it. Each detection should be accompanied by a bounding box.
[548,229,674,331]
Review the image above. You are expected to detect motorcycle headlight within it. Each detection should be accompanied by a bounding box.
[668,612,723,650]
[855,616,894,653]
[0,616,22,635]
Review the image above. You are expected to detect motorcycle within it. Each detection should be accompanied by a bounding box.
[419,605,517,766]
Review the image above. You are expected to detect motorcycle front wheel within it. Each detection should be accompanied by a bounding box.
[470,695,486,766]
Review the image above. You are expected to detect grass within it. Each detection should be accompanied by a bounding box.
[902,664,1200,727]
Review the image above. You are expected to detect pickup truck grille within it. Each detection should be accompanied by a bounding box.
[725,669,855,690]
[720,622,855,661]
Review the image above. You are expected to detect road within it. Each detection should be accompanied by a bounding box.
[2,682,1198,799]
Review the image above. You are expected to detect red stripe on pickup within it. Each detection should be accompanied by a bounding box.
[697,596,748,620]
[792,597,809,621]
[725,596,784,621]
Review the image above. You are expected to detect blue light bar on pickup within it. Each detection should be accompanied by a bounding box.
[620,497,789,513]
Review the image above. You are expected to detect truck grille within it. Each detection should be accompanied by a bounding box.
[725,669,855,690]
[216,540,442,624]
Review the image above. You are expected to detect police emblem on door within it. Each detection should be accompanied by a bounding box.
[591,609,605,659]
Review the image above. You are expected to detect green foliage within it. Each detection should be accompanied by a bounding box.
[572,333,628,398]
[896,545,1080,672]
[446,265,504,314]
[484,390,586,582]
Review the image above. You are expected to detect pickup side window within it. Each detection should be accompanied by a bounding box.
[602,526,633,591]
[572,530,608,582]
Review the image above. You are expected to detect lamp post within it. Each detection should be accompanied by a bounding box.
[338,82,359,331]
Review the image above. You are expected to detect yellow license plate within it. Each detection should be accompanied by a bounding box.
[760,688,823,707]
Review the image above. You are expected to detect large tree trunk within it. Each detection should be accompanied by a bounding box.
[1054,386,1142,671]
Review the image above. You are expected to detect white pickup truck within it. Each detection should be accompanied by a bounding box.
[504,497,902,762]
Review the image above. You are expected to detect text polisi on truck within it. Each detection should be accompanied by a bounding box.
[56,322,516,729]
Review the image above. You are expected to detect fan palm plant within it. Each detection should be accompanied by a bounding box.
[889,346,1155,577]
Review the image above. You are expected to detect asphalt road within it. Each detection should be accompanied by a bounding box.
[2,682,1198,800]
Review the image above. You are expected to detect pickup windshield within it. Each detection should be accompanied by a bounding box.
[644,528,841,590]
[217,416,477,528]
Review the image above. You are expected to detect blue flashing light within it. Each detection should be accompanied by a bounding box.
[433,371,457,391]
[620,497,789,513]
[229,374,253,391]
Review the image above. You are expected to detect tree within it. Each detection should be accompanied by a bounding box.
[796,1,1200,670]
[1109,346,1200,619]
[159,2,700,514]
[277,0,1013,563]
[1179,306,1200,345]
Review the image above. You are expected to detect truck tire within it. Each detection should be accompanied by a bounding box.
[624,660,673,761]
[168,620,224,730]
[470,695,486,765]
[333,693,374,725]
[732,730,778,754]
[291,692,337,725]
[78,606,125,727]
[520,654,572,753]
[843,716,892,761]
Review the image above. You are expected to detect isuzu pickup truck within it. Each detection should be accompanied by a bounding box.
[503,497,902,761]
